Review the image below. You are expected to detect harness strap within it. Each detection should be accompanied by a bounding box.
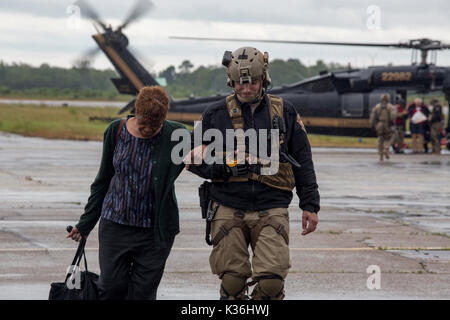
[226,95,245,129]
[250,211,289,250]
[212,210,251,246]
[247,274,283,287]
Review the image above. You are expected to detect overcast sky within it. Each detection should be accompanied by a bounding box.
[1,0,450,74]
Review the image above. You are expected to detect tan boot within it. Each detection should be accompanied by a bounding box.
[379,154,384,161]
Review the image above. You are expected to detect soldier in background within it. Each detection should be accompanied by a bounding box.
[429,99,444,154]
[447,105,450,151]
[392,98,408,153]
[370,94,397,161]
[423,106,432,154]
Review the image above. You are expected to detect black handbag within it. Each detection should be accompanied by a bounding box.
[49,237,99,300]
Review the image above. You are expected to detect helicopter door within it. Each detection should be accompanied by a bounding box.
[341,93,364,117]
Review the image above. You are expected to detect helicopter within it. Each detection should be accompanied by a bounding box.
[76,0,450,137]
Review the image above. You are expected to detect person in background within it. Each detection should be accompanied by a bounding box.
[66,86,187,300]
[370,94,397,161]
[447,104,450,134]
[423,106,431,154]
[447,105,450,151]
[408,98,430,153]
[392,98,408,153]
[429,99,444,154]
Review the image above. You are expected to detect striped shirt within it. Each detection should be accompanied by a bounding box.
[101,122,160,227]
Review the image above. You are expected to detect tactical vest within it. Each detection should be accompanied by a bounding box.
[374,103,394,135]
[375,103,393,124]
[211,94,296,192]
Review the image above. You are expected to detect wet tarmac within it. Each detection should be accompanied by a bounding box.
[0,131,449,299]
[0,98,124,108]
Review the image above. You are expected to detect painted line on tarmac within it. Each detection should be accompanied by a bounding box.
[0,247,449,252]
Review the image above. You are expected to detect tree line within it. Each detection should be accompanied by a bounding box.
[0,59,348,100]
[0,61,122,100]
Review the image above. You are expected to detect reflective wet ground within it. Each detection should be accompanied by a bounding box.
[0,132,449,299]
[0,99,124,108]
[312,147,450,235]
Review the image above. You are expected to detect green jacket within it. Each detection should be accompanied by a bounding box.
[76,118,187,248]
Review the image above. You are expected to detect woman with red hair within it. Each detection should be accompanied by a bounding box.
[67,86,187,299]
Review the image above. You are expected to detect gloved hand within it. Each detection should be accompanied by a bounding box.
[248,163,261,175]
[224,162,249,177]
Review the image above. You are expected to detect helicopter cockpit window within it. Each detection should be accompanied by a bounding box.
[341,93,364,117]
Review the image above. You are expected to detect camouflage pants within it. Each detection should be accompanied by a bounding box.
[209,204,291,280]
[392,125,405,149]
[378,132,393,155]
[430,122,443,153]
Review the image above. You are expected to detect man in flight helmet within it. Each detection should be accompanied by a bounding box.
[187,47,320,300]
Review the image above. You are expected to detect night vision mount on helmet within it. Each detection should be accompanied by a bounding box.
[222,47,271,88]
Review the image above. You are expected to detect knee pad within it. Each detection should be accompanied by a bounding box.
[251,276,285,300]
[220,273,248,300]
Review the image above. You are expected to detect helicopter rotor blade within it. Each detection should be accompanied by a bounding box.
[170,36,401,48]
[129,45,155,72]
[120,0,154,30]
[171,36,450,51]
[73,46,101,69]
[75,0,108,31]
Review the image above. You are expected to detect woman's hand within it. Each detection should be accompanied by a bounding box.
[66,226,83,242]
